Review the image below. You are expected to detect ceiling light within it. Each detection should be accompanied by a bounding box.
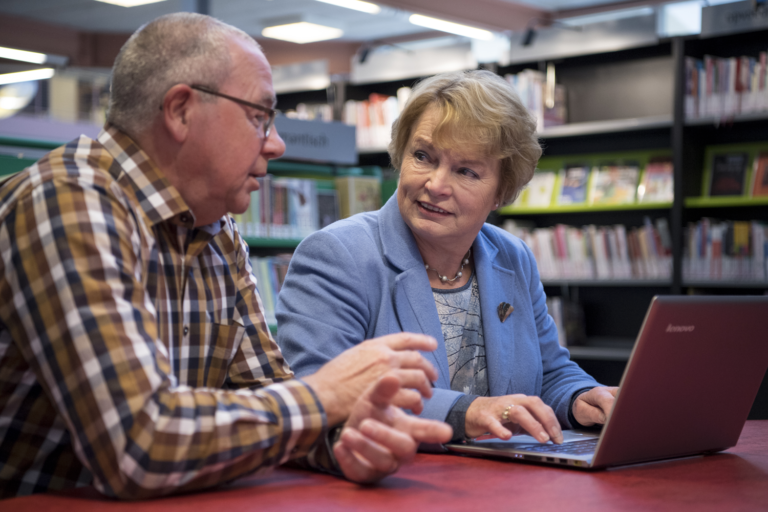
[0,46,46,65]
[0,68,55,86]
[262,22,344,44]
[316,0,380,14]
[95,0,168,7]
[409,14,494,41]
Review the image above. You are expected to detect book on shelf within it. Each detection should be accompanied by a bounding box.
[751,152,768,197]
[523,171,557,208]
[683,218,768,282]
[589,164,640,205]
[546,296,587,348]
[234,175,322,240]
[685,51,768,119]
[504,217,671,281]
[638,157,674,203]
[344,88,410,150]
[708,152,749,197]
[505,69,567,132]
[317,188,340,229]
[250,254,293,327]
[556,165,590,205]
[335,175,381,219]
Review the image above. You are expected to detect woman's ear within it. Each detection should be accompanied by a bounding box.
[161,84,195,143]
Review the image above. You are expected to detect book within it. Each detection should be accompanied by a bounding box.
[525,171,556,208]
[638,157,674,203]
[557,165,590,205]
[335,176,381,219]
[751,152,768,197]
[317,188,340,229]
[590,165,639,205]
[709,152,748,197]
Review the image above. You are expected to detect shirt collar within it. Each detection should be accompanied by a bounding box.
[97,123,194,228]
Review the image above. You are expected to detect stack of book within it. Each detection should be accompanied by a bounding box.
[685,53,768,119]
[683,219,768,282]
[505,69,567,133]
[503,217,672,281]
[250,254,293,327]
[343,87,411,150]
[546,296,586,347]
[233,176,325,239]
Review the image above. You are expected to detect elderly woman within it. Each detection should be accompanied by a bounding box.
[276,70,616,445]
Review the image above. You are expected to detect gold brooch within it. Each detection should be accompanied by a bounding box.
[498,302,513,323]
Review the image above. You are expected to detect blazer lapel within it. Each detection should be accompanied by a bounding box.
[474,231,525,397]
[379,196,451,388]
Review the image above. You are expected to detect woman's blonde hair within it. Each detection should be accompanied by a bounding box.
[389,70,542,205]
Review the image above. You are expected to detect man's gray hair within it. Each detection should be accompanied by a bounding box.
[107,12,260,136]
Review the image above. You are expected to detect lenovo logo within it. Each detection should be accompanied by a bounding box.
[666,324,695,333]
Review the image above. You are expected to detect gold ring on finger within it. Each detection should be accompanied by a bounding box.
[501,404,515,422]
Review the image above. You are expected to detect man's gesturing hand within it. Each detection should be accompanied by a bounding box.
[334,373,453,483]
[302,333,439,426]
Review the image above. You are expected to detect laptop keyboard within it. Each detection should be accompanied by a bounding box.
[513,438,598,455]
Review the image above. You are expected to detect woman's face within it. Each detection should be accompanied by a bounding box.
[397,104,501,252]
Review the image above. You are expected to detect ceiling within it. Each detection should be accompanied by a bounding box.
[0,0,664,42]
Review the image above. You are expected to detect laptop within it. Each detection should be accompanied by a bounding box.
[445,295,768,469]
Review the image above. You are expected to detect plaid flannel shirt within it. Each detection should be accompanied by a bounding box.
[0,125,327,499]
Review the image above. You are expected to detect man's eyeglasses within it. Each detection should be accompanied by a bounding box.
[190,84,278,138]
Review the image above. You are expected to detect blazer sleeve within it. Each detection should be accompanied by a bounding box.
[276,227,465,434]
[276,229,372,378]
[519,239,600,428]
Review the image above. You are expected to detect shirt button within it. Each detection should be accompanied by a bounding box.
[183,326,189,336]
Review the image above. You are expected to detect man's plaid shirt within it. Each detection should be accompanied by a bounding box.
[0,125,326,499]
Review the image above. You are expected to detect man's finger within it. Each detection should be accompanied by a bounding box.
[339,426,399,474]
[334,440,376,484]
[365,373,401,407]
[395,351,438,382]
[392,415,453,445]
[390,388,424,414]
[358,418,418,460]
[392,368,433,399]
[381,332,438,353]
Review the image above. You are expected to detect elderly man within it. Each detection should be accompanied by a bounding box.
[0,13,451,500]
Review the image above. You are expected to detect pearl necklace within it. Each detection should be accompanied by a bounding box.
[425,248,471,284]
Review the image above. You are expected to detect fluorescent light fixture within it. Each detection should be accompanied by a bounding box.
[95,0,168,6]
[409,14,493,41]
[0,68,55,86]
[316,0,380,14]
[559,7,654,27]
[0,46,46,65]
[262,22,344,44]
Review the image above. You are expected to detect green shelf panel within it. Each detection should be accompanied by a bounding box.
[685,196,768,208]
[498,201,672,215]
[0,135,63,151]
[243,237,303,248]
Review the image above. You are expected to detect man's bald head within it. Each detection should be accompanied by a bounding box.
[107,12,261,137]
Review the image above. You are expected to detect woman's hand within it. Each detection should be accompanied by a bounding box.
[572,386,618,426]
[464,395,563,444]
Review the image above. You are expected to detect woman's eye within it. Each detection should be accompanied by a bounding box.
[414,151,429,161]
[459,168,478,178]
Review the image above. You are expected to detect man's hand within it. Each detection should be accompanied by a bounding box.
[464,394,563,444]
[302,333,439,426]
[572,386,618,426]
[334,373,453,483]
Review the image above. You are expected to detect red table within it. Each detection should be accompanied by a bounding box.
[5,421,767,512]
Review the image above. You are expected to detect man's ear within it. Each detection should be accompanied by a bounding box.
[161,84,195,143]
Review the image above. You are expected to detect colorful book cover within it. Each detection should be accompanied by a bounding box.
[557,166,589,205]
[525,171,556,207]
[638,157,673,203]
[709,152,748,197]
[751,152,768,197]
[590,165,639,205]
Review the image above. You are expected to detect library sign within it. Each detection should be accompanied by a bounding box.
[273,116,356,165]
[701,0,768,37]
